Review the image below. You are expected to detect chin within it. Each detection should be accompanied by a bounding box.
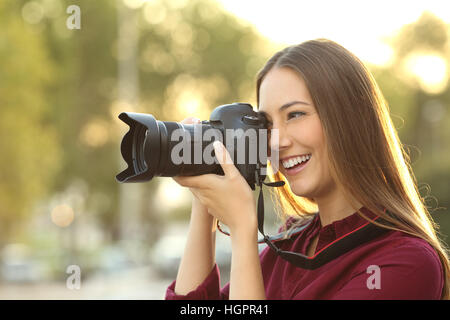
[289,183,315,198]
[293,191,314,199]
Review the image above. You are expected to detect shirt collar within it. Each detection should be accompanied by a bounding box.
[313,207,379,253]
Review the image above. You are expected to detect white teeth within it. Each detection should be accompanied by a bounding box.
[282,154,311,169]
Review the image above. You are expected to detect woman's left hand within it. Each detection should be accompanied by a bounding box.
[175,141,257,234]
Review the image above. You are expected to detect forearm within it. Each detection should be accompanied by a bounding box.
[174,197,216,295]
[229,216,266,300]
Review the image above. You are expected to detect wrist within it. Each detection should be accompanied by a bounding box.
[191,197,215,227]
[229,210,258,242]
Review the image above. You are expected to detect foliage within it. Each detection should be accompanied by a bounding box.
[0,1,448,260]
[0,0,61,242]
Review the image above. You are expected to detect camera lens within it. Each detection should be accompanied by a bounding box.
[116,112,223,183]
[132,125,148,173]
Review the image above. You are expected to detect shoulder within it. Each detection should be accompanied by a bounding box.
[376,231,442,268]
[350,231,444,299]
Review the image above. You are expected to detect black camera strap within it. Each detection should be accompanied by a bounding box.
[255,173,391,270]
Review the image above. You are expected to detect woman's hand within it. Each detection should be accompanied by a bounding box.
[175,139,257,235]
[171,117,263,299]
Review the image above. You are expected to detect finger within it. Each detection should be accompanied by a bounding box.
[180,117,201,125]
[174,174,216,190]
[213,140,239,178]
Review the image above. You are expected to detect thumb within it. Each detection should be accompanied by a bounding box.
[213,140,239,178]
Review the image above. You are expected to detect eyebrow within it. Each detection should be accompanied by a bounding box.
[258,100,311,117]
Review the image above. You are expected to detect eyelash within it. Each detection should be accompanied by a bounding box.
[287,111,305,120]
[266,112,305,127]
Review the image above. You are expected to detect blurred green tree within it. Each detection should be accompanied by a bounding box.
[0,0,61,243]
[4,0,447,256]
[11,0,272,249]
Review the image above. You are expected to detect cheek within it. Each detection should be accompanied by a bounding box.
[309,117,326,148]
[308,119,327,160]
[288,119,325,152]
[292,120,329,176]
[311,134,329,176]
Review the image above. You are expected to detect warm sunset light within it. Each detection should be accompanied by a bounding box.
[405,54,448,94]
[2,0,449,300]
[214,0,450,67]
[155,179,191,212]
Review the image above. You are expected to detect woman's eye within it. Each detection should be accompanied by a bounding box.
[288,112,305,120]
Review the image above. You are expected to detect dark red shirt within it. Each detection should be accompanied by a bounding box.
[165,208,444,299]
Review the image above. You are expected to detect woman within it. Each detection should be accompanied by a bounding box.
[165,39,449,299]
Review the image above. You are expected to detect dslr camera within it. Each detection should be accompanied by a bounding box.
[116,103,278,190]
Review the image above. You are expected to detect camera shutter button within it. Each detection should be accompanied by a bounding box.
[242,115,260,125]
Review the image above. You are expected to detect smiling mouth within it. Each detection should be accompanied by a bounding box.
[279,154,311,176]
[281,154,311,169]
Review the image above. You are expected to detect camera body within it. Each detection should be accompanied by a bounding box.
[116,103,270,190]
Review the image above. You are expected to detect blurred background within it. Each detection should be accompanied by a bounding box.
[0,0,449,299]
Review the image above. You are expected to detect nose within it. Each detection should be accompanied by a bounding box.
[269,125,291,152]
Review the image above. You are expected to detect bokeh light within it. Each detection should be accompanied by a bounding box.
[50,204,75,228]
[79,119,110,148]
[405,53,448,94]
[155,179,191,212]
[21,1,44,24]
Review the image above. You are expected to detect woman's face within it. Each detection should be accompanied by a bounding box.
[258,67,336,199]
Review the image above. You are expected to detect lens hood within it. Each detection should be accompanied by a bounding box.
[116,112,160,183]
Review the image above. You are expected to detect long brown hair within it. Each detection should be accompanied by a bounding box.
[256,38,449,299]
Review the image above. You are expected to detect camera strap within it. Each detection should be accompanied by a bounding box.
[255,175,391,270]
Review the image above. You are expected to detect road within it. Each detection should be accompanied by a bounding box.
[0,266,171,299]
